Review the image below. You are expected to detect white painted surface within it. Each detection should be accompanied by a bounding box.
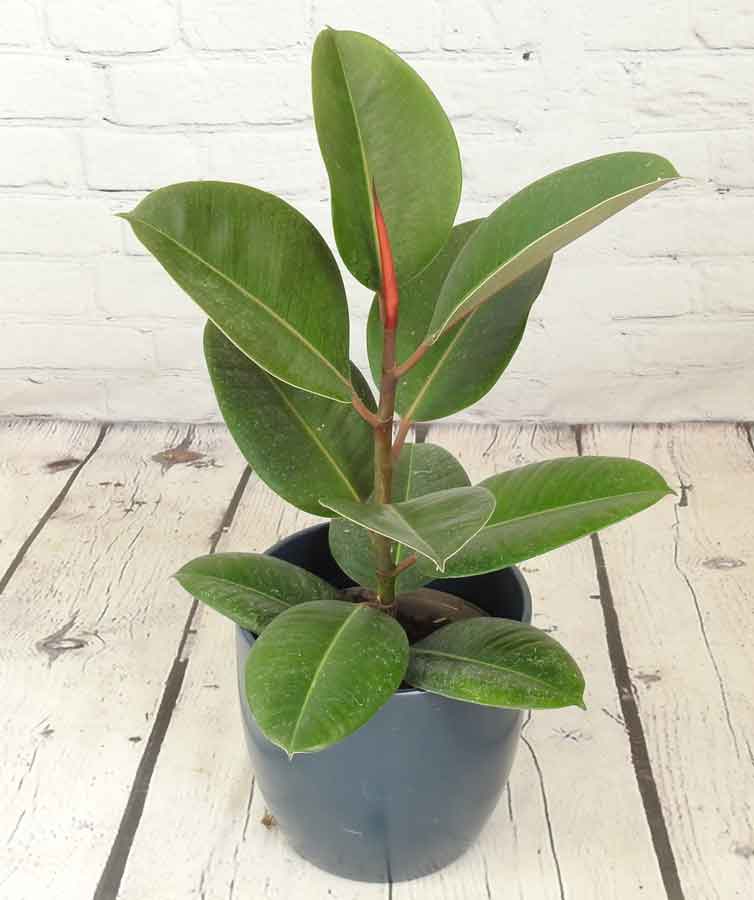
[0,5,752,422]
[1,420,752,897]
[582,423,754,899]
[0,422,247,898]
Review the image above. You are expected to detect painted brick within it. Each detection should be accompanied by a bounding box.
[441,0,573,51]
[109,61,310,126]
[586,56,754,134]
[0,127,80,187]
[692,1,754,48]
[582,3,693,50]
[0,198,120,255]
[182,0,309,50]
[0,374,107,418]
[415,58,575,136]
[84,130,201,190]
[543,259,697,323]
[95,256,201,320]
[609,195,754,259]
[0,0,41,45]
[2,259,95,315]
[2,322,154,370]
[205,129,327,197]
[105,374,217,421]
[0,2,752,424]
[0,56,101,119]
[152,324,205,371]
[312,0,439,51]
[47,0,176,53]
[695,259,754,316]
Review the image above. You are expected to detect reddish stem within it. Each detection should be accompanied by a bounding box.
[373,186,399,331]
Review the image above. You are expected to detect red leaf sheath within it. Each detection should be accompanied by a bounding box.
[372,187,399,331]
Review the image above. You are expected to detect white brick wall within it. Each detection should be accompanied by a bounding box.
[1,1,752,423]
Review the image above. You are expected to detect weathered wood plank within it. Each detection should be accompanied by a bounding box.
[0,423,246,899]
[391,424,667,900]
[582,423,754,900]
[0,418,102,581]
[120,424,667,900]
[117,476,389,899]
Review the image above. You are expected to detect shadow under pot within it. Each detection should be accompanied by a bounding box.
[236,522,532,884]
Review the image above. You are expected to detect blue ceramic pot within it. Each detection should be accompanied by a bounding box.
[236,523,531,883]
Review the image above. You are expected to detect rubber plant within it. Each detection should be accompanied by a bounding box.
[121,29,678,757]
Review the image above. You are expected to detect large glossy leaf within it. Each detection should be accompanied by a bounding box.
[175,553,340,634]
[312,28,461,289]
[428,152,679,341]
[405,618,585,709]
[121,181,352,402]
[205,323,373,516]
[368,221,551,420]
[245,600,408,754]
[321,485,495,571]
[329,443,470,590]
[442,457,673,577]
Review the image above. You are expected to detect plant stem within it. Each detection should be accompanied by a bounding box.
[374,331,397,608]
[392,416,412,460]
[393,339,432,377]
[372,186,400,611]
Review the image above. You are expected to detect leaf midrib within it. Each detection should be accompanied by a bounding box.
[125,214,351,400]
[403,310,473,422]
[264,372,363,504]
[289,605,364,752]
[411,645,565,693]
[179,573,291,609]
[330,33,381,276]
[481,485,669,534]
[431,175,676,340]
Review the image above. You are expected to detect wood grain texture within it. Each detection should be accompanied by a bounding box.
[582,423,754,900]
[0,418,102,579]
[1,420,751,899]
[0,423,246,899]
[119,425,667,900]
[116,476,391,899]
[392,424,666,900]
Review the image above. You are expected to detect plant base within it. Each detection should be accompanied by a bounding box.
[236,523,532,883]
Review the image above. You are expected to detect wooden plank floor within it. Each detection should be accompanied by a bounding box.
[1,419,752,900]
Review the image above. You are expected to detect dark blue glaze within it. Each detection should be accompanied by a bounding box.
[236,523,532,883]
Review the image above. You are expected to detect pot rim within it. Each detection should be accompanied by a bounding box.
[239,522,533,700]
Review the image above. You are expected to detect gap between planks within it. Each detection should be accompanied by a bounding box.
[117,422,670,900]
[92,466,252,900]
[0,422,249,899]
[2,420,752,900]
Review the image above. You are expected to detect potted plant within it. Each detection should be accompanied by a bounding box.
[121,28,678,884]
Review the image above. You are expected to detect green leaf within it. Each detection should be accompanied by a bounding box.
[329,443,470,590]
[205,322,373,516]
[322,485,495,571]
[368,221,551,420]
[405,618,585,709]
[427,152,679,341]
[443,457,673,577]
[120,181,352,402]
[174,553,341,634]
[245,600,409,754]
[312,28,461,288]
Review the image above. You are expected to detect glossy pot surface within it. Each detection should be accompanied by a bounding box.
[236,523,532,883]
